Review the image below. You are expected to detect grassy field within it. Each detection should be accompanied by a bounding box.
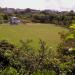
[0,23,68,49]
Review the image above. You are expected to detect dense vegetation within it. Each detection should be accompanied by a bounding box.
[0,27,75,75]
[0,7,75,75]
[0,8,75,27]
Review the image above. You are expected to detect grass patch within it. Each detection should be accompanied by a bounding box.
[0,23,68,50]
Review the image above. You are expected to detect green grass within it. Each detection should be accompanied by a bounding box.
[0,23,68,49]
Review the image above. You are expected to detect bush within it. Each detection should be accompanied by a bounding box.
[0,67,19,75]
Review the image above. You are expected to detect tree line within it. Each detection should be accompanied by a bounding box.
[0,7,75,26]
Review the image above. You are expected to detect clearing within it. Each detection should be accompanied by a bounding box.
[0,23,68,50]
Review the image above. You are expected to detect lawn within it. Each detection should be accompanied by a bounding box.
[0,23,68,50]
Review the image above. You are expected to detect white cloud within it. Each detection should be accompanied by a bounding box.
[0,0,75,11]
[45,0,75,11]
[0,0,46,10]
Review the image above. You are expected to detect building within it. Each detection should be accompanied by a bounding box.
[10,17,21,24]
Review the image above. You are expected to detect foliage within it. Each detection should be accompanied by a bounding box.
[0,67,18,75]
[0,40,59,75]
[0,7,75,26]
[0,24,74,75]
[57,24,75,75]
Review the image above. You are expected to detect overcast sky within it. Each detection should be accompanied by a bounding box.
[0,0,75,11]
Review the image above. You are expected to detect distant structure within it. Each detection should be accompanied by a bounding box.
[10,17,21,24]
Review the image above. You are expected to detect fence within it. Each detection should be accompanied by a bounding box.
[0,20,9,24]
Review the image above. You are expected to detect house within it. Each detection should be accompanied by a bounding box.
[10,17,21,24]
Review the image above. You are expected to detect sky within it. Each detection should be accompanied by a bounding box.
[0,0,75,11]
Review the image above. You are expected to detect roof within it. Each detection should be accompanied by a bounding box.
[11,17,18,19]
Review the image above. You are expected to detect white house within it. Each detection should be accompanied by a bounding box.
[10,17,21,24]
